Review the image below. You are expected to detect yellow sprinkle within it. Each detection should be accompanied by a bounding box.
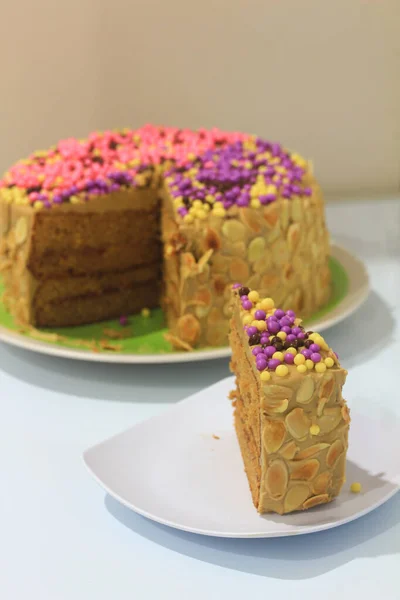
[350,482,362,493]
[296,364,307,373]
[187,152,196,161]
[260,371,271,382]
[250,198,261,209]
[308,333,318,342]
[193,200,203,209]
[212,207,226,217]
[173,196,184,207]
[294,353,305,365]
[286,347,297,356]
[242,314,253,326]
[69,196,82,204]
[275,364,289,377]
[260,298,274,311]
[214,201,223,209]
[141,308,150,318]
[277,331,287,341]
[315,362,327,373]
[206,194,215,203]
[248,290,259,303]
[202,203,210,212]
[305,359,314,370]
[183,214,194,224]
[196,209,208,220]
[272,351,284,362]
[324,357,334,368]
[310,424,320,436]
[34,201,44,211]
[254,320,267,332]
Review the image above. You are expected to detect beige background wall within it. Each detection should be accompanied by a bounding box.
[1,0,399,196]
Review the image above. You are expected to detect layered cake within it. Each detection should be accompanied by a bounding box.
[230,286,350,514]
[0,125,331,349]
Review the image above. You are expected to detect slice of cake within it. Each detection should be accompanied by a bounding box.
[229,285,350,514]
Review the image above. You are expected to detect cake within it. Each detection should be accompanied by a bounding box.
[229,286,350,514]
[0,125,331,349]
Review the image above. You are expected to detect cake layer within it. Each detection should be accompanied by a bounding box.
[34,263,160,306]
[34,281,160,327]
[30,242,161,278]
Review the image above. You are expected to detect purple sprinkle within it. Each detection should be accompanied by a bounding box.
[232,283,241,289]
[297,332,306,340]
[301,349,312,359]
[286,334,296,343]
[309,343,320,353]
[254,309,266,320]
[247,326,258,337]
[284,353,295,364]
[119,315,128,326]
[242,300,253,311]
[281,325,291,334]
[274,309,285,319]
[267,320,280,334]
[292,327,302,336]
[264,345,276,358]
[252,347,263,356]
[268,359,281,371]
[279,316,291,327]
[311,352,321,363]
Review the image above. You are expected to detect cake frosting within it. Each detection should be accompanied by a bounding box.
[0,125,331,349]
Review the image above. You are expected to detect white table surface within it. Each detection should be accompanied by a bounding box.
[1,196,399,600]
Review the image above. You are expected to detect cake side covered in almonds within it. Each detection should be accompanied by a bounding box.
[0,126,330,349]
[229,285,350,514]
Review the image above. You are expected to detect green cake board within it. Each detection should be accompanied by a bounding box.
[0,257,348,354]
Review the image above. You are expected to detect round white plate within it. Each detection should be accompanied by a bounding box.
[84,377,399,538]
[0,243,369,364]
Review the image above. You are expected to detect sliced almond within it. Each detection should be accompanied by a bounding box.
[317,407,342,434]
[211,253,230,274]
[280,199,290,231]
[240,207,264,233]
[296,378,315,405]
[263,385,293,400]
[341,404,350,423]
[15,217,28,246]
[303,494,329,510]
[287,223,300,252]
[247,236,266,263]
[319,373,334,400]
[177,314,201,345]
[284,484,310,512]
[317,397,328,417]
[263,420,287,454]
[285,408,311,440]
[203,228,221,251]
[265,459,288,499]
[263,203,280,228]
[229,257,249,282]
[222,219,245,242]
[326,439,344,468]
[263,399,289,415]
[279,441,299,460]
[312,471,332,495]
[290,459,320,481]
[294,443,330,461]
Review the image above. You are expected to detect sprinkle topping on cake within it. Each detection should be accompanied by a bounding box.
[0,126,312,215]
[233,285,339,376]
[166,137,312,221]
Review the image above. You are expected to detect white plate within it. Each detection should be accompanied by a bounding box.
[0,243,369,364]
[84,377,399,538]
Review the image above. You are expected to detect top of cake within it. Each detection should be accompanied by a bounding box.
[0,125,313,214]
[232,284,340,380]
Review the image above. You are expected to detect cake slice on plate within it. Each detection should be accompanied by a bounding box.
[229,285,350,514]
